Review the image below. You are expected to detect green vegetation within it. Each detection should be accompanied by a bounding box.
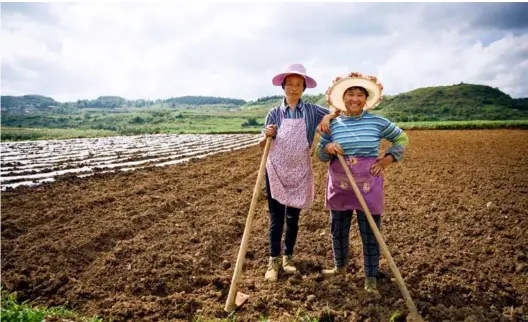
[1,95,247,111]
[241,117,263,127]
[389,311,404,322]
[376,83,528,122]
[0,127,118,141]
[1,83,527,141]
[166,96,246,106]
[395,119,528,130]
[0,289,102,322]
[0,95,58,111]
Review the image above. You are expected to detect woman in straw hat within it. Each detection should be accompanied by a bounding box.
[260,63,339,282]
[316,72,409,293]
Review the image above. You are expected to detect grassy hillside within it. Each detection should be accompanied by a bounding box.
[0,95,59,111]
[243,84,528,122]
[375,83,527,121]
[1,83,527,140]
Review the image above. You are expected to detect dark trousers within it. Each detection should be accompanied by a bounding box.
[330,210,381,277]
[265,171,301,257]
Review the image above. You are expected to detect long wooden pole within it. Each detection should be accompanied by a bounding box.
[225,137,272,313]
[336,154,422,321]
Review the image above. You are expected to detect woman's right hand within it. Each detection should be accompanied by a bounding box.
[264,124,277,138]
[324,142,344,155]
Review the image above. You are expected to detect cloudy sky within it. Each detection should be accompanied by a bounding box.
[1,2,528,102]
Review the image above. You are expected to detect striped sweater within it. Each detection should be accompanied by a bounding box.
[317,111,409,162]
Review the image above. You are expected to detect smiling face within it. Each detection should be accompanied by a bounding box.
[283,74,305,101]
[343,86,368,115]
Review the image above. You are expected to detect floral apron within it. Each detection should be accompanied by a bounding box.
[266,118,314,209]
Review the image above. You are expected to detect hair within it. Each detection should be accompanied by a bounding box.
[343,86,369,98]
[281,75,307,91]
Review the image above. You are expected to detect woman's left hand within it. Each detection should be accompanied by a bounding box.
[370,155,394,176]
[370,162,385,176]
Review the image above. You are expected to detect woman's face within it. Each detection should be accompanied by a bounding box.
[283,74,305,100]
[343,88,367,112]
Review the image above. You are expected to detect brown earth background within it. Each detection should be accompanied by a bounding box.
[2,130,528,321]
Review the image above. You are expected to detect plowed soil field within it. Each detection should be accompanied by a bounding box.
[2,130,527,321]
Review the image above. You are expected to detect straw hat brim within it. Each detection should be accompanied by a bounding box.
[327,77,382,111]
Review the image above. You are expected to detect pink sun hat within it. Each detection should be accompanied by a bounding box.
[272,63,317,88]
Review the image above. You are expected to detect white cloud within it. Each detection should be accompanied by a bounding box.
[1,2,527,102]
[377,32,528,97]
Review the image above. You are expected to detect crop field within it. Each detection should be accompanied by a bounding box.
[1,130,527,321]
[0,134,259,190]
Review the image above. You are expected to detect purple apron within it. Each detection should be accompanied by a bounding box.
[266,118,314,209]
[325,156,384,214]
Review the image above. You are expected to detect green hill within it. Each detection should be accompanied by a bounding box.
[164,96,246,106]
[374,83,527,121]
[0,95,59,110]
[2,84,527,140]
[0,95,246,111]
[1,83,527,122]
[244,84,527,122]
[245,94,326,111]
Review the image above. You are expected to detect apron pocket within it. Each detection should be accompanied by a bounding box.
[331,165,375,194]
[353,174,375,194]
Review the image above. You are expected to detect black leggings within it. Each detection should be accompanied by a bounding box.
[265,171,301,257]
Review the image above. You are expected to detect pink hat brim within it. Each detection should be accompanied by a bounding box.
[272,72,317,88]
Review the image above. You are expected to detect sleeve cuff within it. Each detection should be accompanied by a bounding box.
[385,145,405,162]
[317,147,334,162]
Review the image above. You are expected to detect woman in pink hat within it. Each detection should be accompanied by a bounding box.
[317,72,409,293]
[260,63,338,282]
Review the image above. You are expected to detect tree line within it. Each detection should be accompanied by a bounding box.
[1,95,247,110]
